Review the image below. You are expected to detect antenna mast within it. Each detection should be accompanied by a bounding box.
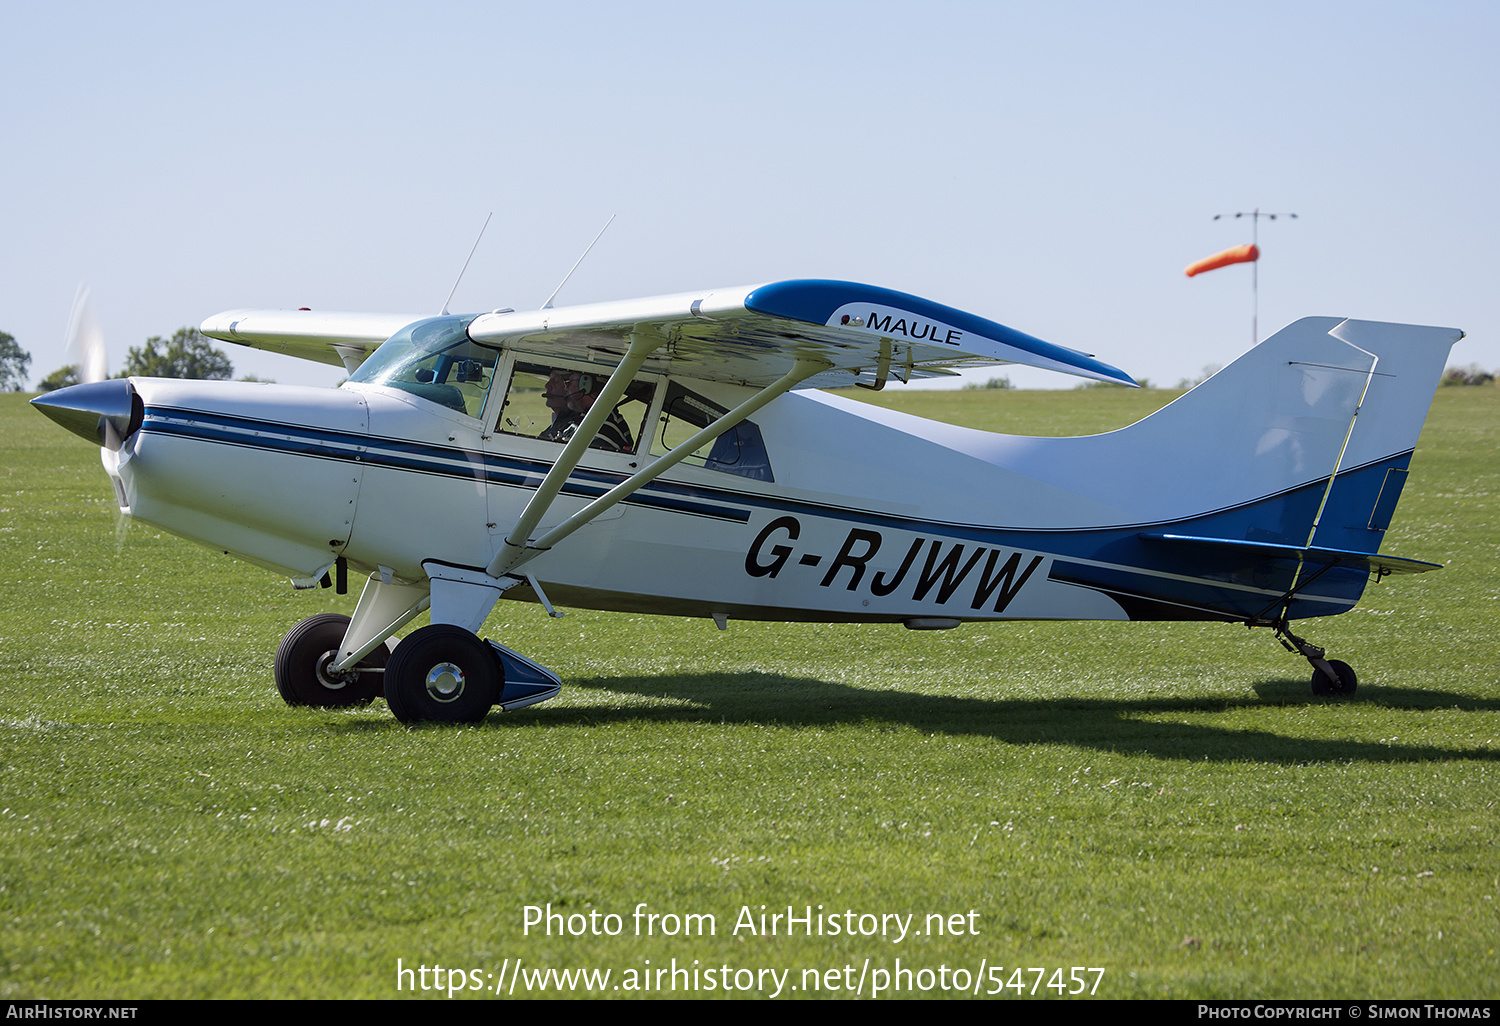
[542,214,616,310]
[441,212,493,316]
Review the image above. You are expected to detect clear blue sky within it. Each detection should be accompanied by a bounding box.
[3,0,1496,389]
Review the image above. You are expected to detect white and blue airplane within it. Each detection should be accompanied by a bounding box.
[32,279,1462,722]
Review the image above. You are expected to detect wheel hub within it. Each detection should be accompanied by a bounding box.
[314,650,358,691]
[425,662,466,703]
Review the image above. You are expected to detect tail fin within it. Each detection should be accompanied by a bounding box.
[1005,317,1461,543]
[1133,316,1460,556]
[1000,317,1461,622]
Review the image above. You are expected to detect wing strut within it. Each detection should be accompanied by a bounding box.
[489,329,666,578]
[488,354,830,579]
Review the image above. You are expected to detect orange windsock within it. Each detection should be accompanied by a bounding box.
[1184,243,1260,277]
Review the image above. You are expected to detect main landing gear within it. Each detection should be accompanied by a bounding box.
[274,617,499,722]
[273,616,563,724]
[1272,622,1358,697]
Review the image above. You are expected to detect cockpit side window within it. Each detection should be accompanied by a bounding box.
[497,361,656,455]
[346,315,499,419]
[651,381,773,483]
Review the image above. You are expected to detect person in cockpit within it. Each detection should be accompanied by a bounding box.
[538,369,635,452]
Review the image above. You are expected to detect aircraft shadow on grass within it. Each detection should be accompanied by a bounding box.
[335,672,1499,765]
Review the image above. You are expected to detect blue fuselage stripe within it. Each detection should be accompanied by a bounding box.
[142,407,753,524]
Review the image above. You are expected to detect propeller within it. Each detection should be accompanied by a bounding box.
[31,284,141,452]
[65,283,108,384]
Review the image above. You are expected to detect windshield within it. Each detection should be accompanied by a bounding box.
[346,315,498,419]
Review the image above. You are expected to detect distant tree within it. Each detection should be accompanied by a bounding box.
[37,365,81,392]
[1440,363,1495,387]
[120,327,232,380]
[964,375,1014,390]
[0,331,32,391]
[1076,377,1152,389]
[1174,364,1222,390]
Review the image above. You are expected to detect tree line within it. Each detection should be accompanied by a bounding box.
[0,327,237,391]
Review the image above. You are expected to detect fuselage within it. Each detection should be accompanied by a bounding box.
[92,312,1458,629]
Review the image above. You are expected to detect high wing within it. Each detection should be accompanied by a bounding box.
[200,309,427,374]
[466,279,1138,389]
[201,280,1136,388]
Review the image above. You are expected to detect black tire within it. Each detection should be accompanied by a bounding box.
[1310,659,1357,697]
[384,624,499,724]
[274,613,386,708]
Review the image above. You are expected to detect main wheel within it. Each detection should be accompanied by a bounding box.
[384,624,499,724]
[274,613,386,707]
[1310,659,1357,696]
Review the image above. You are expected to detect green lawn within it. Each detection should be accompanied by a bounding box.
[0,385,1495,999]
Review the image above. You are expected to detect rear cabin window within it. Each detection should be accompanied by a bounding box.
[651,382,773,483]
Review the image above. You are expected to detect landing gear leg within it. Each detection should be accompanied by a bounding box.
[1273,622,1358,697]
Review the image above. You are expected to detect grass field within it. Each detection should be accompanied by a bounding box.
[1,384,1496,1000]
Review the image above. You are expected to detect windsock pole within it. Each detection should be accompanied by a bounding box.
[1206,208,1298,345]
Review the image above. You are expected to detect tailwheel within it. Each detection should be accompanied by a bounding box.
[1271,621,1359,699]
[1310,659,1358,697]
[274,613,385,707]
[385,624,500,724]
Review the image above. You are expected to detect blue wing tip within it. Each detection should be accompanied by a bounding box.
[747,279,1137,386]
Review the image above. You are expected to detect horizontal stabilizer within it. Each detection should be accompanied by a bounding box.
[1141,533,1442,576]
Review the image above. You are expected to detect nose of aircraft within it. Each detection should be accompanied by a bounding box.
[30,379,144,451]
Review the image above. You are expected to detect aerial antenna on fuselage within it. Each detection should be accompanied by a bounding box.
[440,212,493,316]
[541,214,616,310]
